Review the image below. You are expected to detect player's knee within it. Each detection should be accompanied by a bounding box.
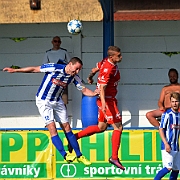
[99,127,106,132]
[167,167,172,171]
[62,122,71,132]
[146,111,151,119]
[98,126,107,132]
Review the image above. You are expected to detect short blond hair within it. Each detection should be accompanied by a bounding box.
[170,92,180,101]
[107,46,121,57]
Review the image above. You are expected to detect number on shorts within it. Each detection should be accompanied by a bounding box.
[45,116,50,120]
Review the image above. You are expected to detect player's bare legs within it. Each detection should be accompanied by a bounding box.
[47,122,59,137]
[109,122,125,170]
[146,109,163,127]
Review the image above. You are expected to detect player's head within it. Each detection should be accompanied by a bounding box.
[107,46,122,64]
[52,36,61,50]
[66,57,83,76]
[168,68,179,84]
[170,92,180,111]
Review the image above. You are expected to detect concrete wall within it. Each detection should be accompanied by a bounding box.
[0,0,102,23]
[0,21,180,128]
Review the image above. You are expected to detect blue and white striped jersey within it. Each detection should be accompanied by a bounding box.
[36,63,84,101]
[160,109,180,151]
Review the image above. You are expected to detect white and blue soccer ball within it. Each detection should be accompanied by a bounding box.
[67,19,83,35]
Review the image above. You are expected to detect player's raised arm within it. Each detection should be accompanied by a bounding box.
[87,58,108,84]
[3,66,41,73]
[87,67,99,84]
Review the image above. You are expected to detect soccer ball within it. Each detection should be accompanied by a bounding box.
[67,19,83,35]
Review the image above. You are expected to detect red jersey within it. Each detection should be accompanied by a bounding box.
[97,58,120,98]
[96,57,108,69]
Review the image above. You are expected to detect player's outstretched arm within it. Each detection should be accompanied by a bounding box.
[81,87,99,97]
[3,66,41,73]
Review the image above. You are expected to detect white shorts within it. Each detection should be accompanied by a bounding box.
[36,97,68,125]
[161,150,180,170]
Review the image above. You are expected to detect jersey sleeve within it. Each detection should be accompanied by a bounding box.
[73,75,85,91]
[96,58,106,69]
[40,63,58,72]
[160,112,168,128]
[97,61,102,69]
[98,66,111,85]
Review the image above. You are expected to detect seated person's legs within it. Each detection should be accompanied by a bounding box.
[146,109,163,127]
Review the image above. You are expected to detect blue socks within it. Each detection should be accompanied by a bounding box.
[51,135,66,158]
[51,132,82,158]
[154,167,170,180]
[169,171,179,180]
[154,168,179,180]
[65,131,82,157]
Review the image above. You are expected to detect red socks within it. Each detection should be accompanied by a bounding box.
[75,125,101,139]
[112,130,122,160]
[75,126,122,161]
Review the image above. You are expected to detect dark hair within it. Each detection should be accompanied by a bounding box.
[52,36,61,41]
[69,57,83,66]
[168,68,179,77]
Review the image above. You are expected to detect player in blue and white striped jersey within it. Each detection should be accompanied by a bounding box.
[3,57,99,166]
[154,92,180,180]
[36,63,83,102]
[42,36,71,105]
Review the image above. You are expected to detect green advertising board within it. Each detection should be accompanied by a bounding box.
[0,129,179,179]
[55,130,169,179]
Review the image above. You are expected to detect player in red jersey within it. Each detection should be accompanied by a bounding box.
[87,57,107,84]
[69,46,125,170]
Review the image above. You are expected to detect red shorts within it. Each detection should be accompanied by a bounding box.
[97,98,122,124]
